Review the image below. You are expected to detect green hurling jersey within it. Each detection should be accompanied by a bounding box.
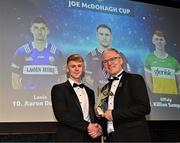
[145,53,180,95]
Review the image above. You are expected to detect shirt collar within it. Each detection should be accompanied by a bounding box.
[110,70,124,79]
[68,78,82,87]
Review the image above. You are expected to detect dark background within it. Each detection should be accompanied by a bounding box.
[0,121,180,141]
[0,0,180,142]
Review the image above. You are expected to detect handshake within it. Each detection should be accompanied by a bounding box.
[86,86,114,139]
[87,123,102,138]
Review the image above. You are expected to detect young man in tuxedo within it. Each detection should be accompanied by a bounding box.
[100,48,151,142]
[51,54,102,142]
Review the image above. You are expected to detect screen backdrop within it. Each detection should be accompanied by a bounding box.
[0,0,180,122]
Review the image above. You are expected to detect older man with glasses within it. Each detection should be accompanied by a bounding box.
[97,48,151,142]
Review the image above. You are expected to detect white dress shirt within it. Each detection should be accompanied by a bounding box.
[69,78,90,122]
[107,70,123,134]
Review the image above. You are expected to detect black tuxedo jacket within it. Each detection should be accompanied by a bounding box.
[51,80,97,142]
[101,71,151,142]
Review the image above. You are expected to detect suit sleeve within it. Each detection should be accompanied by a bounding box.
[51,85,89,132]
[112,75,151,122]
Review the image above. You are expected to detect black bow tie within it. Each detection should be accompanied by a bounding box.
[73,83,84,88]
[108,72,123,82]
[108,76,119,82]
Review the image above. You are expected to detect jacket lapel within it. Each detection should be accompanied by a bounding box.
[65,81,83,113]
[84,86,95,123]
[114,71,129,97]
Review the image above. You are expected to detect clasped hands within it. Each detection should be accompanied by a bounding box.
[87,123,102,138]
[87,110,113,138]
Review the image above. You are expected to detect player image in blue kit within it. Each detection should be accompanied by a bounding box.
[11,16,65,96]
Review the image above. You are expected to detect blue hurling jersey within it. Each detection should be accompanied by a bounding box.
[11,42,65,92]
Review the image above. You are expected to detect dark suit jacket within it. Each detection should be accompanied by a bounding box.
[51,80,97,142]
[101,71,151,142]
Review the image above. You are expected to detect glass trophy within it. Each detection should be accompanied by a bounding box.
[95,86,113,116]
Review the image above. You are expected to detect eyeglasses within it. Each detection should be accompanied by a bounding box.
[102,57,121,64]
